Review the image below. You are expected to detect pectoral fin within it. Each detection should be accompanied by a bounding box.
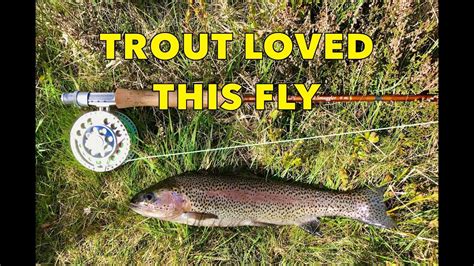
[299,219,323,237]
[183,212,218,220]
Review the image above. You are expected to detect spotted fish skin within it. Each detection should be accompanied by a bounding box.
[130,172,395,233]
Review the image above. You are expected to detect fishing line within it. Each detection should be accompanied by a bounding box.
[126,120,438,163]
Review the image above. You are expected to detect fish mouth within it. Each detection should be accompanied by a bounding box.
[129,203,141,212]
[130,203,152,217]
[129,202,162,218]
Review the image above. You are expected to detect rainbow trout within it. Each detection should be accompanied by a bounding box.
[130,172,395,236]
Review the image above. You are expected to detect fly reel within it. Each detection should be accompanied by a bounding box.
[62,91,138,172]
[69,111,137,172]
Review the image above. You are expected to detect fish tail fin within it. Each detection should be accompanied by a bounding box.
[358,185,396,229]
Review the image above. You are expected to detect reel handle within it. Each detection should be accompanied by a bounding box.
[115,88,228,109]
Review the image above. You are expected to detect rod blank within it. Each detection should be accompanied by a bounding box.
[242,94,438,103]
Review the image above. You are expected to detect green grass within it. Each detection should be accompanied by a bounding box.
[36,0,439,263]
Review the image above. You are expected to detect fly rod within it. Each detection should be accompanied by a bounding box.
[61,88,438,109]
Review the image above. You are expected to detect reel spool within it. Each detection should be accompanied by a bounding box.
[70,111,138,172]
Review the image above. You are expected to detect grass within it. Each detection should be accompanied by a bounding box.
[36,0,439,263]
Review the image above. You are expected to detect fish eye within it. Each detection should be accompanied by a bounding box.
[144,193,155,201]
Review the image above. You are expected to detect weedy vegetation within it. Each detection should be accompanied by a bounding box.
[36,0,438,264]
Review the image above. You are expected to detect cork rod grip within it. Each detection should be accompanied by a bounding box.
[114,88,228,109]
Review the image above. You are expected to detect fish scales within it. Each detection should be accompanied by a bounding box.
[131,172,395,235]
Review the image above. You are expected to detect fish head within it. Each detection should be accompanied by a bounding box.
[130,188,191,219]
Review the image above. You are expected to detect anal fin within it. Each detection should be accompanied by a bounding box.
[250,220,273,226]
[299,219,323,237]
